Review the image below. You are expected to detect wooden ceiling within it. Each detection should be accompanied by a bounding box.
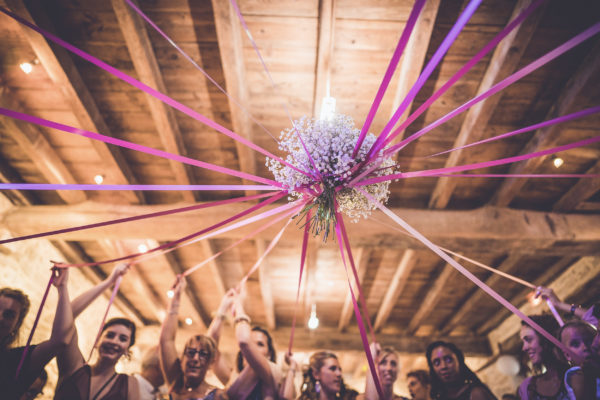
[1,0,599,394]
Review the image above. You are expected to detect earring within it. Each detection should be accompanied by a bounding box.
[315,379,321,394]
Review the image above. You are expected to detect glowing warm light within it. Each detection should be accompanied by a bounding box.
[19,62,33,74]
[185,317,193,325]
[137,243,148,253]
[319,96,336,121]
[553,157,564,168]
[93,174,104,184]
[157,310,166,320]
[166,290,174,298]
[527,291,542,306]
[308,304,319,330]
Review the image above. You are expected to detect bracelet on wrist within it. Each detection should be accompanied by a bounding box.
[234,315,251,325]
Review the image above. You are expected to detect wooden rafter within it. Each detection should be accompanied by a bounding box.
[210,0,257,193]
[553,161,600,211]
[200,239,227,300]
[338,247,368,332]
[490,41,600,207]
[438,253,522,335]
[255,239,276,330]
[488,256,600,349]
[387,0,440,142]
[111,0,195,202]
[407,259,456,334]
[429,0,543,209]
[6,0,144,204]
[373,248,416,332]
[312,0,335,118]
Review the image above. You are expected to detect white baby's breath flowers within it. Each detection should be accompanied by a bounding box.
[267,114,398,236]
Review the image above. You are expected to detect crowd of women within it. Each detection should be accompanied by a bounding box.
[0,264,598,399]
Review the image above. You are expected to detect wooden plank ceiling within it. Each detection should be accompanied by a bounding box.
[0,0,599,393]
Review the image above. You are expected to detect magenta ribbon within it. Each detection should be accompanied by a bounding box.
[15,268,56,379]
[0,192,277,245]
[0,107,281,188]
[375,0,546,154]
[288,209,312,353]
[385,21,600,156]
[425,106,600,158]
[429,173,600,179]
[87,276,123,362]
[358,135,600,185]
[0,7,310,180]
[55,191,286,268]
[334,220,384,399]
[358,189,578,361]
[365,0,483,161]
[123,0,278,143]
[352,0,427,157]
[0,183,280,191]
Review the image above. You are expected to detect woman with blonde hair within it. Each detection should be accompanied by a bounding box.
[298,351,358,400]
[360,343,408,400]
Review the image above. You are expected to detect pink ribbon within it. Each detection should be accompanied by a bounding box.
[358,188,578,359]
[421,173,600,179]
[0,183,280,191]
[123,0,278,143]
[87,276,123,362]
[352,0,427,156]
[0,107,282,188]
[0,192,278,245]
[0,7,310,180]
[15,268,56,379]
[385,21,600,156]
[358,135,600,185]
[425,106,600,158]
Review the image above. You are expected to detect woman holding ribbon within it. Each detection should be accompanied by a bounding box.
[359,343,408,400]
[159,276,227,399]
[297,350,358,400]
[54,263,140,400]
[426,341,496,400]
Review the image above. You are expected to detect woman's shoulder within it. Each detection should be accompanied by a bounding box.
[517,376,533,398]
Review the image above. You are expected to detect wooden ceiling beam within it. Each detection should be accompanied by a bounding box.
[387,0,440,143]
[338,247,368,332]
[487,256,599,350]
[312,0,335,118]
[256,239,276,330]
[4,203,598,255]
[407,259,456,334]
[199,239,227,300]
[210,0,257,194]
[148,239,210,329]
[6,0,144,204]
[373,248,416,332]
[429,0,543,209]
[111,0,195,202]
[553,161,600,211]
[489,41,600,207]
[273,327,491,356]
[438,253,522,335]
[476,256,575,336]
[0,90,86,203]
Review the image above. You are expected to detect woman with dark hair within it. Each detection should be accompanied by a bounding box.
[159,277,227,399]
[226,286,283,400]
[406,369,432,400]
[426,341,496,400]
[518,314,569,400]
[0,268,73,399]
[297,351,358,400]
[360,343,408,400]
[54,263,140,400]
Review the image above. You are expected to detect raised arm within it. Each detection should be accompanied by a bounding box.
[536,286,591,319]
[159,276,185,386]
[363,342,381,400]
[208,288,236,385]
[280,351,298,400]
[71,263,129,318]
[28,268,75,371]
[231,287,276,389]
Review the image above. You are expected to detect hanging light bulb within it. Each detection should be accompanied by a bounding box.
[553,157,564,168]
[308,303,319,330]
[320,96,336,121]
[93,174,104,184]
[137,243,148,253]
[19,59,38,74]
[166,290,174,299]
[185,317,193,325]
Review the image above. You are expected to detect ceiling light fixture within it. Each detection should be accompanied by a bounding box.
[185,317,193,325]
[320,96,336,121]
[308,303,319,330]
[93,174,104,184]
[552,156,564,169]
[19,59,38,74]
[166,290,174,299]
[137,243,148,253]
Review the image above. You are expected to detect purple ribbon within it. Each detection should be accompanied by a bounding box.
[288,209,311,353]
[0,7,310,179]
[0,107,281,188]
[352,0,427,156]
[0,183,279,191]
